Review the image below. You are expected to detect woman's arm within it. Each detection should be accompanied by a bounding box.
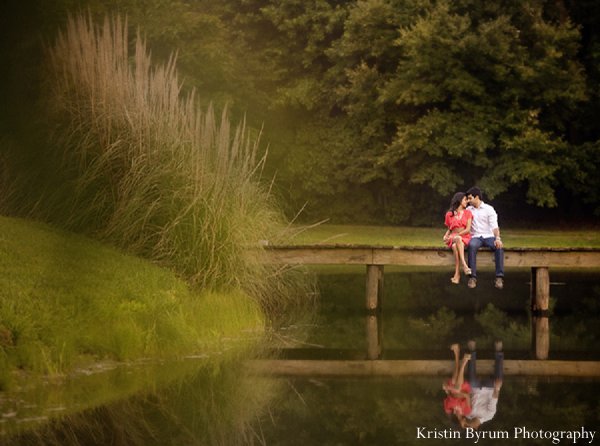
[464,393,471,409]
[459,217,472,236]
[443,212,452,242]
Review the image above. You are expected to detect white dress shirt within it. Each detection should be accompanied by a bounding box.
[466,387,498,424]
[467,202,499,238]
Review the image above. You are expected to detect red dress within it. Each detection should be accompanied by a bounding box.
[443,380,472,416]
[444,210,472,247]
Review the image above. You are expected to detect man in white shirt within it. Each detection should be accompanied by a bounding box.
[458,340,504,430]
[466,187,504,289]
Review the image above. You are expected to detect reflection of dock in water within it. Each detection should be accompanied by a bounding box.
[249,359,600,377]
[264,245,600,360]
[265,306,600,371]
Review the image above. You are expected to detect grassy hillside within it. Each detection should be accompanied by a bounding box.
[0,216,264,389]
[288,224,600,248]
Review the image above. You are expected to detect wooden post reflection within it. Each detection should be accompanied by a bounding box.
[365,265,384,310]
[530,267,550,360]
[366,313,382,360]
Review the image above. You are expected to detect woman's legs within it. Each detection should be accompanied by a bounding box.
[449,343,470,390]
[450,343,460,384]
[451,242,460,283]
[455,238,471,274]
[455,354,471,391]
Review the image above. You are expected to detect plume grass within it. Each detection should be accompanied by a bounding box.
[19,13,314,314]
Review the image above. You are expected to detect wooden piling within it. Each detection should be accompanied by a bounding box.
[531,267,551,312]
[534,317,550,360]
[365,265,384,310]
[531,267,550,359]
[366,314,382,360]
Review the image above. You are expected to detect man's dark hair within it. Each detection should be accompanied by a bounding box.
[466,187,483,199]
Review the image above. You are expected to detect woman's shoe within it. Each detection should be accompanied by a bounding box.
[463,265,472,275]
[450,277,460,284]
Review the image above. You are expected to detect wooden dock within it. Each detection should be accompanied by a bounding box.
[262,245,600,310]
[262,245,600,361]
[263,245,600,269]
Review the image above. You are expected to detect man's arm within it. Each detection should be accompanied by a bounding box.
[490,209,503,248]
[493,227,503,248]
[492,379,502,399]
[464,417,482,430]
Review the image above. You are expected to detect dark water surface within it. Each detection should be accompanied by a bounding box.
[260,376,600,446]
[277,268,600,360]
[1,269,599,445]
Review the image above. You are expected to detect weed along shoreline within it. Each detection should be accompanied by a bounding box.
[0,215,266,391]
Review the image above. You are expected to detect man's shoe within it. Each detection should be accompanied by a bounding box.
[467,278,477,289]
[494,277,504,290]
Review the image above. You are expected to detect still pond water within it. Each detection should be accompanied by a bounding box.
[1,268,599,445]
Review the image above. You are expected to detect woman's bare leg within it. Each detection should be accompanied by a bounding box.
[451,243,460,283]
[450,343,460,384]
[456,238,471,274]
[454,353,471,391]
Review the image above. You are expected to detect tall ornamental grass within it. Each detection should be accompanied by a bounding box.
[32,14,309,313]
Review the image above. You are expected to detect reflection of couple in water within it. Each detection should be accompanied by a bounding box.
[443,340,504,429]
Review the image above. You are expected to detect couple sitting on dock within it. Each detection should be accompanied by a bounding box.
[443,341,504,429]
[443,187,505,289]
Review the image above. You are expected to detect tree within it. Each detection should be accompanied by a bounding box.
[330,0,586,208]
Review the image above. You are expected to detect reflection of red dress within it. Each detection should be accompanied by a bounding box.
[443,380,472,416]
[444,210,472,247]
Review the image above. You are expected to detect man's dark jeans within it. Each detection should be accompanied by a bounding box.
[467,236,504,279]
[467,350,504,388]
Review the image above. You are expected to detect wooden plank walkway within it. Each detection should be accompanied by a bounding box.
[263,245,600,268]
[248,359,600,378]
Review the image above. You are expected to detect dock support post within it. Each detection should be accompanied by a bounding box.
[531,267,550,360]
[366,314,382,360]
[366,265,384,310]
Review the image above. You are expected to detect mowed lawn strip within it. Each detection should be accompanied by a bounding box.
[288,224,600,248]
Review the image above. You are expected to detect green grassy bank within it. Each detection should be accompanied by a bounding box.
[289,224,600,248]
[0,216,264,390]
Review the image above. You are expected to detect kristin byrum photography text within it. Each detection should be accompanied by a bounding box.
[416,427,596,444]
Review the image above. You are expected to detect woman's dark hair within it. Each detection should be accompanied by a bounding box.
[448,192,466,214]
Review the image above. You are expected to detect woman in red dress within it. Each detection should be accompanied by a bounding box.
[443,192,472,284]
[443,343,472,418]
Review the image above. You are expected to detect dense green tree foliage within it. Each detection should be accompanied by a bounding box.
[2,0,600,224]
[247,0,591,221]
[211,0,598,222]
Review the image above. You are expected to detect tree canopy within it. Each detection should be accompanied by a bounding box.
[2,0,600,225]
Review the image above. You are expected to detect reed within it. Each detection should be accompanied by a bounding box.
[29,13,312,312]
